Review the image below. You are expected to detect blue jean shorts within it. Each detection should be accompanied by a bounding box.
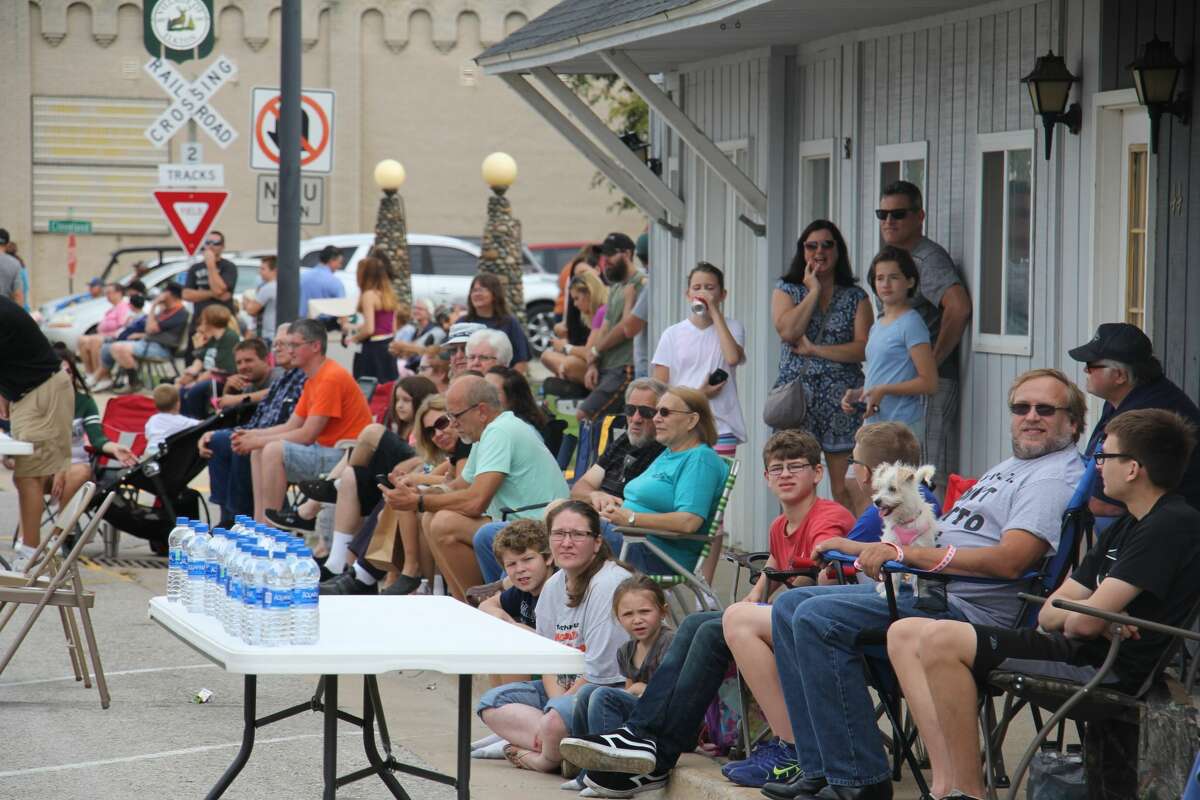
[281,441,344,483]
[476,679,579,736]
[131,340,173,360]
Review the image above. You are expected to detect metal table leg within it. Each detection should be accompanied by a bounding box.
[323,674,337,800]
[205,674,256,800]
[458,674,471,800]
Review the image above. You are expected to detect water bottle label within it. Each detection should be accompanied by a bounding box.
[206,561,220,582]
[295,586,319,606]
[219,565,228,584]
[268,589,292,609]
[229,580,242,603]
[169,550,179,570]
[243,586,262,606]
[188,561,206,579]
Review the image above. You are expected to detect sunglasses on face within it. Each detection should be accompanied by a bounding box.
[624,404,656,420]
[803,240,837,251]
[654,407,696,419]
[423,416,451,436]
[1009,403,1069,418]
[875,208,914,221]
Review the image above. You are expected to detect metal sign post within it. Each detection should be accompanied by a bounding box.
[276,0,302,326]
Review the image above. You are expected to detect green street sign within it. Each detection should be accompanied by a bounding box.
[48,220,92,235]
[144,0,214,63]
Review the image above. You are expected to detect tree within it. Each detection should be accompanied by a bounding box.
[566,75,649,213]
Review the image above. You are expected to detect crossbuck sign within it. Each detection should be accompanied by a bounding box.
[144,54,238,148]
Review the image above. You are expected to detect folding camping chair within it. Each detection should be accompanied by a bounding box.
[615,457,740,621]
[0,482,118,708]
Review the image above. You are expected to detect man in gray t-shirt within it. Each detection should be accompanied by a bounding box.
[879,181,971,482]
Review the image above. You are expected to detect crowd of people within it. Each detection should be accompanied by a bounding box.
[3,176,1200,800]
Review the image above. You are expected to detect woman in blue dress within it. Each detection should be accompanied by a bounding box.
[771,220,871,511]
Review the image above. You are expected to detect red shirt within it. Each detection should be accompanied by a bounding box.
[769,498,856,570]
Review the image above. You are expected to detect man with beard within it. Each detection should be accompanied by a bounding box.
[578,232,646,421]
[560,369,1086,800]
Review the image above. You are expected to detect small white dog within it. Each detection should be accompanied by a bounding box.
[870,462,938,597]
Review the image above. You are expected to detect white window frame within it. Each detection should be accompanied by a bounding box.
[972,129,1036,356]
[875,140,929,196]
[798,138,836,227]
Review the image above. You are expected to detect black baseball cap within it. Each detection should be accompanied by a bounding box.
[600,232,636,256]
[1068,323,1155,365]
[0,228,9,245]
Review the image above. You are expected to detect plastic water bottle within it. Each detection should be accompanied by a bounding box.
[178,522,205,607]
[263,551,293,646]
[166,517,192,602]
[204,528,229,616]
[184,524,212,613]
[224,539,250,637]
[242,548,270,645]
[291,547,320,645]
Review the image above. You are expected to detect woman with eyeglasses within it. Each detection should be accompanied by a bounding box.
[652,262,746,458]
[771,220,872,511]
[478,500,632,773]
[464,272,532,372]
[597,387,730,579]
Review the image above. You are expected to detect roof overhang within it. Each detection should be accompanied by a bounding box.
[480,0,994,75]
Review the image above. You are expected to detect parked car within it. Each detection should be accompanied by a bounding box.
[37,245,185,322]
[297,233,560,353]
[41,257,262,353]
[528,241,598,275]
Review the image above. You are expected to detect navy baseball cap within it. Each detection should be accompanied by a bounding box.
[1068,323,1155,365]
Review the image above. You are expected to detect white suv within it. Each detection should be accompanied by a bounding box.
[299,233,560,353]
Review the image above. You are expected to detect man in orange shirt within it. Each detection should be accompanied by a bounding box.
[232,318,371,523]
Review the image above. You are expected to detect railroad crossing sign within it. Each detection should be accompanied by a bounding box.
[250,88,335,173]
[144,54,238,148]
[144,0,214,63]
[153,190,228,255]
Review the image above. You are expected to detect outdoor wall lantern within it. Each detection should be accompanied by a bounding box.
[1021,51,1082,160]
[482,152,518,195]
[620,130,663,176]
[1128,36,1190,155]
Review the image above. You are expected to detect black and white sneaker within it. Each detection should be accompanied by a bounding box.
[581,769,668,797]
[559,727,658,775]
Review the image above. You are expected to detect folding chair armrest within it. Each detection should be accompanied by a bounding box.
[614,525,710,542]
[724,550,770,569]
[824,548,1041,586]
[1050,598,1200,642]
[500,501,552,521]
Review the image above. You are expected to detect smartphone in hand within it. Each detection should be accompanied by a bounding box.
[707,368,729,386]
[375,473,394,490]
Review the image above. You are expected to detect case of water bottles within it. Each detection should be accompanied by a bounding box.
[166,516,320,646]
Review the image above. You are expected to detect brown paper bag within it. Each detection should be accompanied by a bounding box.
[364,505,404,572]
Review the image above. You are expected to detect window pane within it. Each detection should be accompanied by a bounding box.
[1004,149,1032,336]
[979,151,1005,335]
[902,159,925,196]
[802,156,830,221]
[427,246,478,276]
[880,160,900,195]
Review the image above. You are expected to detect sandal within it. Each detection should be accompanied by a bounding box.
[503,744,538,771]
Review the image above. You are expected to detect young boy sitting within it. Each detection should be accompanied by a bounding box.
[479,519,554,631]
[719,430,856,786]
[145,383,199,452]
[887,408,1200,800]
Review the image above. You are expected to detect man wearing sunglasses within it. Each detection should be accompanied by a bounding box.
[878,181,971,492]
[1069,322,1200,520]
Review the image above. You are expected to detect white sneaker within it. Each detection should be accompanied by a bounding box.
[11,543,37,573]
[91,377,114,393]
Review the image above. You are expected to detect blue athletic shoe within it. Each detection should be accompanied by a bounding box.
[721,738,800,787]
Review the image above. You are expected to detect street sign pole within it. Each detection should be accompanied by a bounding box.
[276,0,301,326]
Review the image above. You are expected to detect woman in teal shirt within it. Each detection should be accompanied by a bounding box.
[599,386,728,576]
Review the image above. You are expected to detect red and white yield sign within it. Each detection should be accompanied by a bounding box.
[250,87,335,174]
[153,190,229,255]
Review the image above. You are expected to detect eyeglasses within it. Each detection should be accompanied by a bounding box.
[1094,451,1138,465]
[847,457,869,468]
[875,208,915,221]
[803,240,837,251]
[279,340,309,350]
[624,404,656,420]
[766,462,814,477]
[446,402,479,422]
[549,529,597,542]
[1009,403,1070,418]
[654,407,697,419]
[467,353,498,364]
[423,416,450,436]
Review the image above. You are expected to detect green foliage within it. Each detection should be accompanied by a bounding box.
[565,75,649,213]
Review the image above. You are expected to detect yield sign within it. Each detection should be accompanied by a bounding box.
[153,190,228,255]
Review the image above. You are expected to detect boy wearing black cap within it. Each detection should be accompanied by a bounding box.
[579,232,645,420]
[1069,322,1200,514]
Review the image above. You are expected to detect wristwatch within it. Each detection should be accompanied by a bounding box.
[417,494,425,513]
[626,511,636,526]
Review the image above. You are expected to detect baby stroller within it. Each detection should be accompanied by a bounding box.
[90,403,254,556]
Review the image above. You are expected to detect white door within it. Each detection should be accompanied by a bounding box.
[1093,107,1151,333]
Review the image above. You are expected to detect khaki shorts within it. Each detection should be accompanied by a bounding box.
[11,369,73,478]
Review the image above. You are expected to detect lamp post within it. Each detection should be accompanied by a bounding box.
[478,152,525,323]
[1128,37,1190,155]
[1020,51,1082,160]
[373,158,412,311]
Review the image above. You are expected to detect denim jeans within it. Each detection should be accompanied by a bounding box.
[473,519,626,583]
[572,683,638,737]
[623,610,730,772]
[181,380,216,419]
[208,429,253,522]
[771,583,962,787]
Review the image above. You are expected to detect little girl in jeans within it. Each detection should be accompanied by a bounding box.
[842,245,937,442]
[564,576,675,789]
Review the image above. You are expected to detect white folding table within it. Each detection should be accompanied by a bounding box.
[0,439,34,456]
[149,595,584,800]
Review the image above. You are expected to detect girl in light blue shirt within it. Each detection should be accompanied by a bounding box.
[842,246,938,440]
